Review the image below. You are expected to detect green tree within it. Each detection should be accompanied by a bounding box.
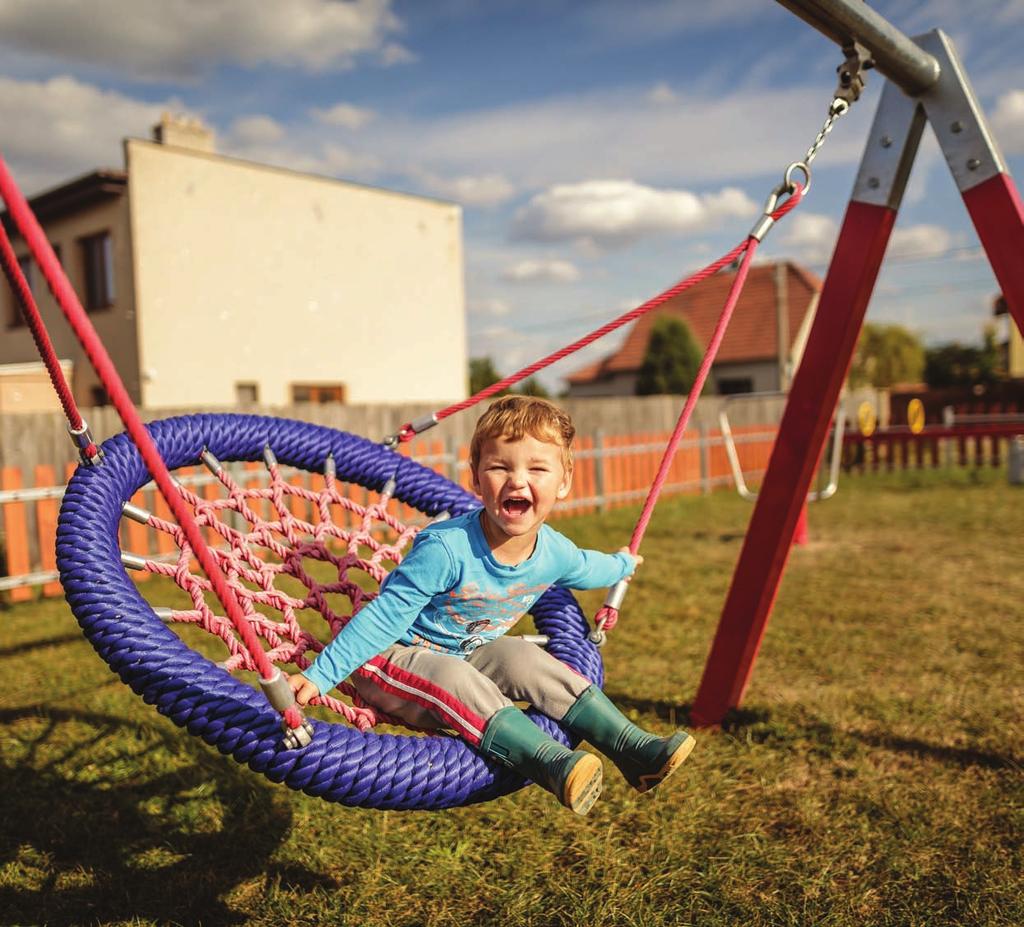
[468,358,552,398]
[924,327,1004,388]
[468,357,508,396]
[635,316,704,395]
[516,376,550,398]
[849,322,925,388]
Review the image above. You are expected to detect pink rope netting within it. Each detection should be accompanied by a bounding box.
[134,455,425,732]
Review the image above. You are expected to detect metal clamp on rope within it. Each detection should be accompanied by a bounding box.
[588,623,607,648]
[382,412,439,448]
[67,419,103,465]
[260,669,315,750]
[835,41,873,105]
[200,448,224,475]
[587,578,631,646]
[749,162,811,243]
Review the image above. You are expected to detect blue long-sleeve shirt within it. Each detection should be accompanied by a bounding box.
[303,509,634,695]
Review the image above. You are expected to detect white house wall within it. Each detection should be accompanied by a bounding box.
[126,140,466,409]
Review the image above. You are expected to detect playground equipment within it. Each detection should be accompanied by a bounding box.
[719,393,845,546]
[691,0,1024,727]
[1,0,1021,807]
[0,99,819,807]
[718,393,845,502]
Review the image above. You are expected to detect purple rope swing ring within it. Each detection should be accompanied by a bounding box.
[57,413,604,811]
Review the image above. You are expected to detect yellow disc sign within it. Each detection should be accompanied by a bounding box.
[857,401,876,437]
[907,398,925,434]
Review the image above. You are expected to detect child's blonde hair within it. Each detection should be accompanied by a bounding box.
[469,395,575,474]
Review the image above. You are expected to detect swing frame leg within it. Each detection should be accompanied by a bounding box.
[691,30,1024,728]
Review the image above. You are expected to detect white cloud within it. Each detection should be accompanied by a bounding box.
[0,74,174,192]
[469,297,511,317]
[469,324,556,378]
[501,259,581,284]
[777,215,956,268]
[0,0,408,80]
[380,42,417,67]
[511,179,755,248]
[647,82,677,105]
[220,136,381,181]
[581,0,771,44]
[991,89,1024,154]
[414,170,515,207]
[889,224,954,260]
[364,83,871,197]
[229,114,284,145]
[777,212,839,266]
[311,102,376,130]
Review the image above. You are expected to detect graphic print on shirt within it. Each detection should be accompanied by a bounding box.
[441,581,549,636]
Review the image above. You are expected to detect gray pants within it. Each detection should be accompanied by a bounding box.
[350,636,591,745]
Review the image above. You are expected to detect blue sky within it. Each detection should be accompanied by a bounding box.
[2,0,1022,392]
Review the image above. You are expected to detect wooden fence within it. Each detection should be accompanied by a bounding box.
[842,423,1024,471]
[0,425,775,601]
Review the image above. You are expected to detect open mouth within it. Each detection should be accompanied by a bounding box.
[502,498,531,516]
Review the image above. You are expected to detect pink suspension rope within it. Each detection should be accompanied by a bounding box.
[594,240,761,635]
[391,187,805,444]
[389,178,805,640]
[0,152,305,735]
[433,242,748,424]
[0,220,95,454]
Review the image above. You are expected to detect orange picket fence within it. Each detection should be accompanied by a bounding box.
[0,427,776,601]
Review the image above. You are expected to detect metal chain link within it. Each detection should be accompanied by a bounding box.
[804,97,850,169]
[749,95,852,243]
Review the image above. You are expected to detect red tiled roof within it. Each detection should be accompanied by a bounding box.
[567,261,821,384]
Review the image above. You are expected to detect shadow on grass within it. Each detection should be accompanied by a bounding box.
[852,730,1022,771]
[715,706,1022,771]
[603,691,696,726]
[0,705,333,926]
[608,697,1022,772]
[0,630,85,660]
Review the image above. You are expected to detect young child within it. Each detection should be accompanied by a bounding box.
[288,395,695,814]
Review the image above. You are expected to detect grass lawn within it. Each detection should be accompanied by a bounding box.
[1,467,1021,926]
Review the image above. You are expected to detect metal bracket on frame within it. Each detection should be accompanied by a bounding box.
[852,29,1008,210]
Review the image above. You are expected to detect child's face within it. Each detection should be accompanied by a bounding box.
[472,433,572,546]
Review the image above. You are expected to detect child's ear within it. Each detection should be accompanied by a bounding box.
[470,466,482,497]
[556,468,573,500]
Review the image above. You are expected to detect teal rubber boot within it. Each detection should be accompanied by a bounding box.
[479,707,603,815]
[562,686,695,793]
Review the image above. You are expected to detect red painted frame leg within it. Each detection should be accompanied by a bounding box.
[690,201,897,727]
[961,173,1024,333]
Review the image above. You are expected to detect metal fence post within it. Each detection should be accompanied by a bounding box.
[1010,435,1024,485]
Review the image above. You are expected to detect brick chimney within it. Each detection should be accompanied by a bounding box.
[152,113,216,153]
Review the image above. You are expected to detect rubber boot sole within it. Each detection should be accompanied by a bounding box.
[634,733,696,794]
[561,753,603,815]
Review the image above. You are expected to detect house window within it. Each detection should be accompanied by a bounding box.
[90,385,110,407]
[236,382,260,404]
[6,245,61,328]
[717,377,754,395]
[5,254,33,328]
[291,383,346,404]
[79,231,115,311]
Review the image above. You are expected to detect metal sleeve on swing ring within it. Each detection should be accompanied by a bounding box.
[408,413,440,434]
[603,579,630,611]
[67,419,94,448]
[259,668,298,712]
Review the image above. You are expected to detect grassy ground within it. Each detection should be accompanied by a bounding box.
[1,468,1022,926]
